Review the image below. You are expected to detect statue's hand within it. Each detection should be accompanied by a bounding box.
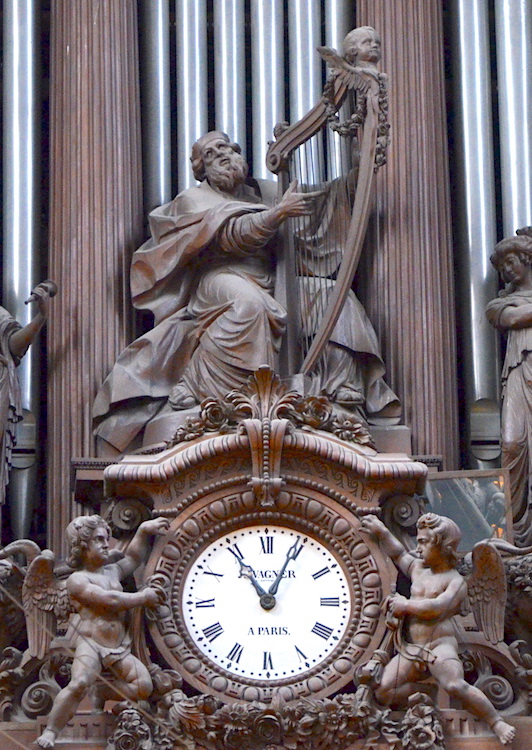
[388,593,409,616]
[25,279,58,318]
[143,586,164,609]
[276,180,322,220]
[359,515,386,539]
[139,517,170,537]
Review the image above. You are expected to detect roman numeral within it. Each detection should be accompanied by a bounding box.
[227,643,244,663]
[260,536,274,554]
[227,543,244,560]
[202,622,224,642]
[199,565,223,579]
[320,597,340,607]
[312,566,330,580]
[263,651,273,670]
[294,645,309,664]
[311,622,333,640]
[195,598,215,608]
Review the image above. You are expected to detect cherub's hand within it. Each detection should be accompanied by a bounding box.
[138,517,170,537]
[388,593,409,616]
[359,515,387,539]
[143,586,163,609]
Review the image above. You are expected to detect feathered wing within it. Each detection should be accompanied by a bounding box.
[21,550,73,660]
[317,46,371,94]
[466,541,507,645]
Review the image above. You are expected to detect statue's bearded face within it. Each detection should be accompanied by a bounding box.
[203,139,248,193]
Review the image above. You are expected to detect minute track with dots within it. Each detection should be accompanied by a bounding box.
[182,525,352,680]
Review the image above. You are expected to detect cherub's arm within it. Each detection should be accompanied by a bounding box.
[67,572,160,613]
[359,516,416,578]
[116,517,169,579]
[390,576,467,620]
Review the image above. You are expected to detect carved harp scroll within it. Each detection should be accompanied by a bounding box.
[266,48,389,377]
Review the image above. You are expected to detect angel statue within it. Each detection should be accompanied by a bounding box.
[14,514,169,749]
[360,512,515,745]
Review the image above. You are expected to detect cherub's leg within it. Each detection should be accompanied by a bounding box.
[36,643,102,749]
[429,643,515,746]
[110,654,153,702]
[376,653,425,707]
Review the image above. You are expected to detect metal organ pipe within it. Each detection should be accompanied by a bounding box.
[139,0,172,212]
[250,0,285,180]
[288,0,322,185]
[494,0,532,235]
[214,0,246,154]
[2,0,41,539]
[450,0,501,467]
[288,0,322,122]
[324,0,354,49]
[176,0,208,190]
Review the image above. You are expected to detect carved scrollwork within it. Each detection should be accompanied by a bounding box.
[20,680,58,720]
[109,498,152,533]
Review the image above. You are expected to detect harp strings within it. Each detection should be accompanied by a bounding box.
[289,125,355,363]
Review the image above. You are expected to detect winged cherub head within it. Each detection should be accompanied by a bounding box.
[343,26,381,68]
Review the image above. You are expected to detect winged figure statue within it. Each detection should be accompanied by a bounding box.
[360,512,515,745]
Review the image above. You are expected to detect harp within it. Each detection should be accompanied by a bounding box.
[266,43,389,379]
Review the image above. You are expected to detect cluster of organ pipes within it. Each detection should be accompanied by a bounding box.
[1,0,531,545]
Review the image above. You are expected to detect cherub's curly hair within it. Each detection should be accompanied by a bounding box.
[417,513,461,565]
[65,515,111,569]
[342,26,379,60]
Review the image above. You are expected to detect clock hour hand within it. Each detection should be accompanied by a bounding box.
[268,536,304,596]
[237,559,267,597]
[236,558,277,611]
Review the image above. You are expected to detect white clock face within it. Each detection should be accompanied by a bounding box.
[182,525,352,681]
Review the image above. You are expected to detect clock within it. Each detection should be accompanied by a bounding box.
[181,525,352,681]
[144,490,392,703]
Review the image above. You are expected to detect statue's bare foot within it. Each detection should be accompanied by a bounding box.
[36,729,57,748]
[491,719,515,745]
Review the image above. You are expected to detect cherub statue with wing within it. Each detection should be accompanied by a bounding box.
[17,513,169,749]
[360,512,515,745]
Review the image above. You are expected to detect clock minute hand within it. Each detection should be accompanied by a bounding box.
[268,537,303,595]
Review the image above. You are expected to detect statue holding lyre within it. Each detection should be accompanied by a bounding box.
[93,26,399,453]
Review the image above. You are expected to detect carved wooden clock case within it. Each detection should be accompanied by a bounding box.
[104,368,427,704]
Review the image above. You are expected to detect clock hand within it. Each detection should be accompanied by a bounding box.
[268,536,304,596]
[235,557,277,611]
[237,558,267,597]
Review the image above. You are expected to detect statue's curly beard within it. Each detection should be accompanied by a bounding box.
[206,152,248,193]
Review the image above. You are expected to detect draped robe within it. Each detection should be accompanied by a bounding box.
[487,290,532,545]
[0,308,22,504]
[94,176,399,452]
[93,180,286,451]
